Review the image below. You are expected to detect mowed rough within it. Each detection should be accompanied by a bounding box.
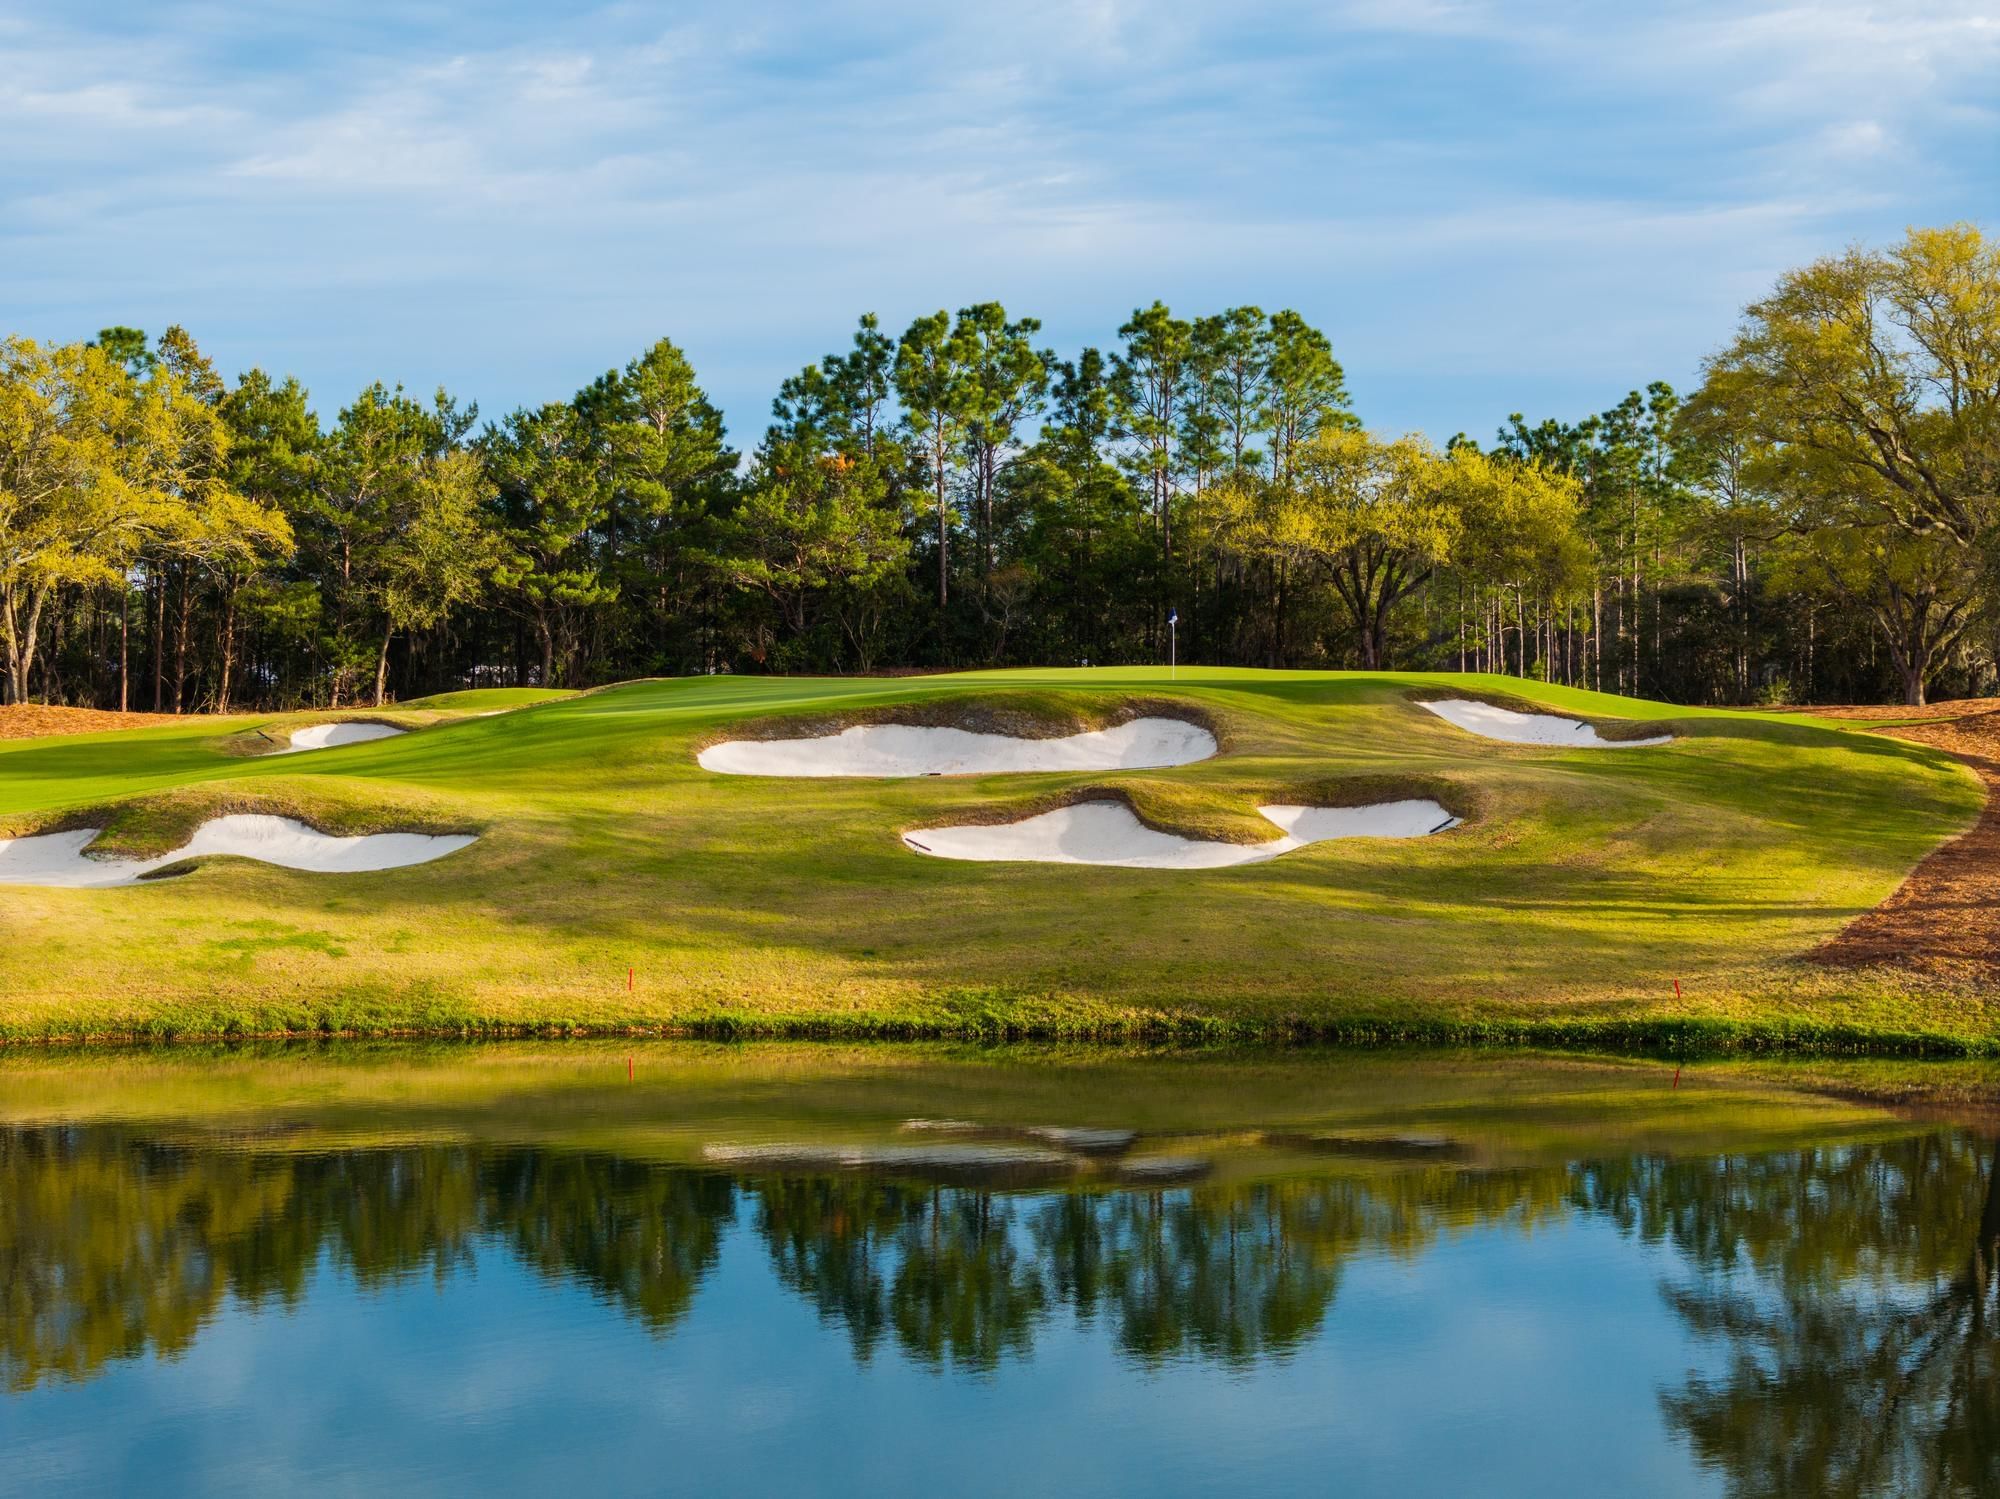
[0,669,1984,1046]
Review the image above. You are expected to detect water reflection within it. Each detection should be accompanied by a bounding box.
[4,1048,1999,1495]
[1604,1139,2000,1498]
[9,1127,1998,1361]
[0,1132,737,1390]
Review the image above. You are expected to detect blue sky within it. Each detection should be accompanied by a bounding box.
[4,2,1996,446]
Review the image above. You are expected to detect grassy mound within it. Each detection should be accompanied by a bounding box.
[399,687,579,711]
[0,667,1984,1049]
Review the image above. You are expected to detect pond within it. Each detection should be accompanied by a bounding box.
[2,1043,1996,1497]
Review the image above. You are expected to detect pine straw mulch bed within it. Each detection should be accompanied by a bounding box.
[0,704,188,739]
[1808,707,2000,979]
[1766,697,2000,723]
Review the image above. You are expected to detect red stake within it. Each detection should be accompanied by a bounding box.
[627,966,633,992]
[1673,978,1682,998]
[1673,1065,1681,1089]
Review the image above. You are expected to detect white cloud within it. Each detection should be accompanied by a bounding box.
[1817,119,1891,159]
[7,80,235,131]
[0,0,1992,439]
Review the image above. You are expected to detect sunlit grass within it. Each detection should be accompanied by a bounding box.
[0,667,1985,1049]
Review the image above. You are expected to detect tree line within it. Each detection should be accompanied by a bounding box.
[1,223,1993,710]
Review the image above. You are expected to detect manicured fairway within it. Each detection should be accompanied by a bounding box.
[0,669,1986,1048]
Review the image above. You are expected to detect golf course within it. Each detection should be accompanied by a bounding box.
[0,667,1985,1051]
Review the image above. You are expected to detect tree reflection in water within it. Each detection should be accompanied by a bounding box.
[0,1130,735,1390]
[1580,1137,2000,1498]
[6,1121,2000,1494]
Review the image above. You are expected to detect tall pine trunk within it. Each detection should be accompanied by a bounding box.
[171,567,192,713]
[151,576,165,711]
[373,623,393,706]
[933,423,949,619]
[216,588,237,713]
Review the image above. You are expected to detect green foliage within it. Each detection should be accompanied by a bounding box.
[7,226,1999,709]
[1264,308,1360,477]
[894,308,973,614]
[0,334,273,708]
[714,439,909,667]
[380,449,499,639]
[88,326,153,379]
[1696,224,1999,550]
[1687,225,2000,705]
[484,400,616,687]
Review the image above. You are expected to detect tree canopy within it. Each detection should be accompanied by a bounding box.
[6,226,1998,710]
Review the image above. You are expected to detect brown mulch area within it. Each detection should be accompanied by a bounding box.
[1771,698,2000,723]
[1808,708,2000,977]
[0,704,190,740]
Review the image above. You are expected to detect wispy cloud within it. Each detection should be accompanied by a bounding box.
[1,0,1993,441]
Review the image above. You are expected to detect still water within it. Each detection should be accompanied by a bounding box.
[2,1043,1996,1497]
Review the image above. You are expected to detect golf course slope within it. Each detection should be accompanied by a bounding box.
[0,669,1987,1051]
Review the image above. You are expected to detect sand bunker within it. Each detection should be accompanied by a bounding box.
[1419,699,1672,747]
[280,722,406,753]
[0,814,475,888]
[903,798,1456,869]
[699,717,1216,777]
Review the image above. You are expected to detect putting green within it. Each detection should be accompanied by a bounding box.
[0,668,1984,1048]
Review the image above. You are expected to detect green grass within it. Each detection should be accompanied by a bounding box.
[0,667,1986,1049]
[398,687,578,711]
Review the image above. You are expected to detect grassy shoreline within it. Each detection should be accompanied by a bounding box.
[7,1000,2000,1058]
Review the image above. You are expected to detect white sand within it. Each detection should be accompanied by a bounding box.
[1419,698,1672,747]
[279,722,406,753]
[698,717,1217,777]
[903,798,1456,869]
[0,814,476,888]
